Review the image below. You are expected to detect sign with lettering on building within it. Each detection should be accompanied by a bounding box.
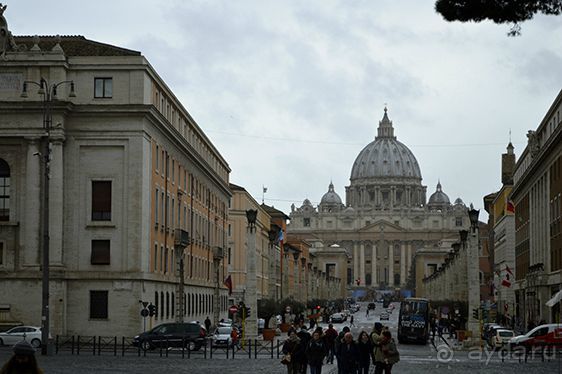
[0,73,21,91]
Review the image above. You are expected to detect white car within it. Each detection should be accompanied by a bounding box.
[0,326,43,348]
[490,329,515,349]
[218,319,233,328]
[380,313,390,321]
[212,326,233,347]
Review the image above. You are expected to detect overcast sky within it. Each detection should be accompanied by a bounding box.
[7,1,562,217]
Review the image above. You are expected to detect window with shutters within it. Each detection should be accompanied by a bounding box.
[92,181,111,221]
[91,240,110,265]
[89,290,108,319]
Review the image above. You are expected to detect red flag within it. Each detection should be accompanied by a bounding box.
[506,200,515,214]
[224,275,233,295]
[501,278,511,288]
[505,265,514,276]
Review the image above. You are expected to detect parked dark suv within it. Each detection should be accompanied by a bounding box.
[133,322,206,351]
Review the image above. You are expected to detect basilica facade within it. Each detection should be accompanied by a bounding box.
[288,109,470,291]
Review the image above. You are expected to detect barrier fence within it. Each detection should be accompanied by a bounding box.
[55,336,285,359]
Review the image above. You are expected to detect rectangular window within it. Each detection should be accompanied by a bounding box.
[160,192,164,227]
[171,198,175,229]
[89,290,108,319]
[455,217,463,227]
[0,173,9,221]
[0,242,3,265]
[154,244,158,272]
[94,78,112,98]
[172,160,175,183]
[155,145,159,171]
[91,240,110,265]
[164,248,169,273]
[160,245,164,272]
[92,181,111,221]
[155,189,159,225]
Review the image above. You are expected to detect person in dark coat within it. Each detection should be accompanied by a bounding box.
[324,324,338,364]
[357,331,372,374]
[306,331,327,374]
[337,332,359,374]
[204,316,212,334]
[297,327,311,373]
[380,330,399,374]
[0,341,44,374]
[335,326,350,374]
[282,329,303,374]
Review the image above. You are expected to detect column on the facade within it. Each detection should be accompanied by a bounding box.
[375,186,380,206]
[23,138,41,266]
[371,243,377,287]
[50,139,64,266]
[406,243,413,279]
[353,242,359,283]
[359,242,365,285]
[388,242,394,288]
[390,186,396,208]
[400,243,406,286]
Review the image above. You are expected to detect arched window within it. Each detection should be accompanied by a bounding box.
[0,159,10,221]
[394,273,401,286]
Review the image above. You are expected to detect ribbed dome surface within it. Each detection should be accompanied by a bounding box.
[350,108,421,181]
[320,182,342,205]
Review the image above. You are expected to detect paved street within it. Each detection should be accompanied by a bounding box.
[0,302,560,373]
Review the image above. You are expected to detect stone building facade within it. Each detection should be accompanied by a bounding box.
[288,109,470,292]
[512,89,562,326]
[0,10,230,336]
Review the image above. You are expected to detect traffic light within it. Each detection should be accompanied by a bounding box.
[316,305,321,310]
[245,306,251,318]
[148,303,157,317]
[482,309,488,321]
[472,308,479,319]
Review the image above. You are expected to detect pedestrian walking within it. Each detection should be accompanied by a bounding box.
[380,330,399,374]
[366,308,369,317]
[297,326,311,374]
[282,328,303,374]
[204,316,212,334]
[357,331,372,374]
[0,340,44,374]
[324,323,338,365]
[335,326,350,374]
[337,332,359,374]
[350,315,355,327]
[371,322,384,374]
[231,327,240,350]
[306,331,327,374]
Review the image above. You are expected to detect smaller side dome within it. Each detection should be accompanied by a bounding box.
[302,198,313,207]
[320,182,343,205]
[428,181,451,209]
[454,197,465,206]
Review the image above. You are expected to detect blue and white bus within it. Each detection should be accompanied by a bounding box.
[397,297,430,344]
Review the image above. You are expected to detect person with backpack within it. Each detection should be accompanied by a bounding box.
[380,330,399,373]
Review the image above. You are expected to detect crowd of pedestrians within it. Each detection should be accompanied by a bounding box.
[281,322,399,374]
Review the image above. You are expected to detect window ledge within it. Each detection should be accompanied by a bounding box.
[0,221,19,227]
[86,222,116,228]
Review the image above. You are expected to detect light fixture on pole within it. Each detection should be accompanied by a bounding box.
[21,77,75,356]
[468,208,480,232]
[212,246,224,328]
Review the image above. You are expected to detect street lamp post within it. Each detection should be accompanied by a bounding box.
[467,206,481,341]
[212,246,224,328]
[21,77,75,356]
[245,209,258,338]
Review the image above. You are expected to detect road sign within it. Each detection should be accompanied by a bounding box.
[141,308,149,317]
[229,305,238,314]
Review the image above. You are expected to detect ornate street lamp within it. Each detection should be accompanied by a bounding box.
[246,209,258,230]
[468,208,480,231]
[21,77,75,356]
[459,230,469,243]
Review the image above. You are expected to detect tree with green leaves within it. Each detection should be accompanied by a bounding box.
[435,0,562,35]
